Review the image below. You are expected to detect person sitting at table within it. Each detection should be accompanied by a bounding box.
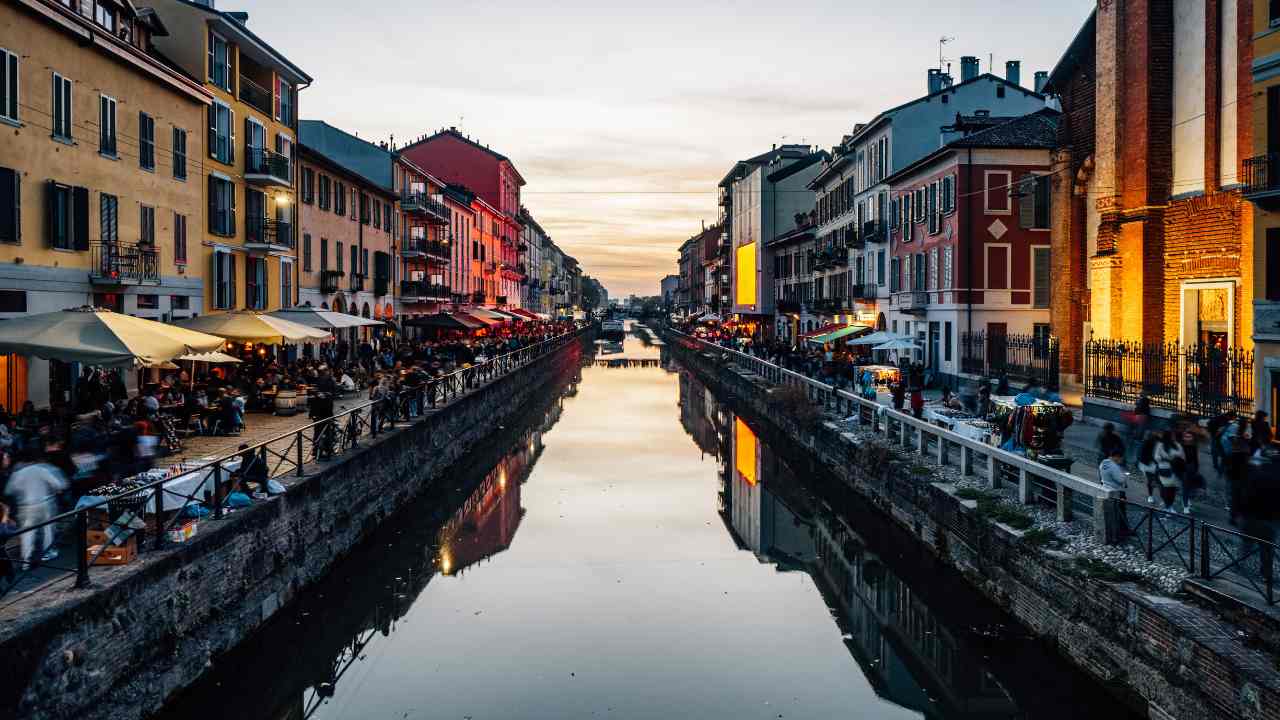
[339,368,357,394]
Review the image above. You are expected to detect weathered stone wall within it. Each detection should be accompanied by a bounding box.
[0,338,585,720]
[670,337,1280,720]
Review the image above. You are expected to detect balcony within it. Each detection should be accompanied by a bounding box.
[349,273,365,292]
[401,191,451,224]
[402,238,450,262]
[374,276,390,297]
[862,220,884,244]
[776,298,802,313]
[1243,153,1280,207]
[245,217,294,252]
[245,147,292,188]
[852,282,879,301]
[471,291,487,304]
[485,261,498,273]
[89,242,160,286]
[238,75,273,116]
[399,281,450,302]
[896,290,929,314]
[320,269,344,294]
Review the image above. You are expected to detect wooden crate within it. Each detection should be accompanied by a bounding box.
[86,536,137,566]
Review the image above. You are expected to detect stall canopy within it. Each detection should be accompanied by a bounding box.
[452,311,495,327]
[847,330,912,346]
[799,322,842,340]
[269,307,383,330]
[872,338,923,352]
[0,307,226,367]
[404,312,479,331]
[177,351,243,364]
[806,324,871,345]
[174,311,332,344]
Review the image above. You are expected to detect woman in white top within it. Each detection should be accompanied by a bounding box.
[1153,431,1186,511]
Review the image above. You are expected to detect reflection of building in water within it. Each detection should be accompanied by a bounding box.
[437,429,542,577]
[722,411,1018,719]
[723,415,816,571]
[679,369,726,459]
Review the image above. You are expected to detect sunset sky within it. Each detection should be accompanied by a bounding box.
[249,0,1095,298]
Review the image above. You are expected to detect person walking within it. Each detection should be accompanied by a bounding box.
[1096,422,1126,463]
[1137,432,1160,505]
[1177,425,1204,514]
[1225,418,1252,525]
[909,386,924,419]
[1207,412,1234,477]
[4,446,69,568]
[1125,394,1152,466]
[1251,410,1273,451]
[1153,431,1186,511]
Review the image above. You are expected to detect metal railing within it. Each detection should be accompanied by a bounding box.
[400,280,450,300]
[89,241,160,285]
[1243,153,1280,197]
[320,269,344,294]
[0,325,588,601]
[960,331,1061,390]
[896,291,929,312]
[1083,339,1254,417]
[245,216,294,249]
[667,328,1121,532]
[238,75,273,115]
[245,147,291,184]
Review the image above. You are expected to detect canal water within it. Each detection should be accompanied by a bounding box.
[154,325,1135,720]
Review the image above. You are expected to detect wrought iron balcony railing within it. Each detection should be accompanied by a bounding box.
[400,281,451,301]
[89,241,160,285]
[1243,153,1280,202]
[245,147,292,187]
[320,269,343,294]
[245,216,294,249]
[238,75,273,115]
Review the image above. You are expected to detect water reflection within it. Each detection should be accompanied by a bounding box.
[683,368,1135,720]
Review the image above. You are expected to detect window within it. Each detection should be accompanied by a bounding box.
[943,175,955,213]
[996,84,1006,99]
[335,182,346,216]
[1272,0,1280,27]
[98,96,116,155]
[302,168,314,204]
[350,245,358,282]
[987,245,1009,289]
[302,232,312,271]
[336,241,343,273]
[1019,174,1051,229]
[46,182,87,250]
[943,246,953,289]
[985,171,1011,214]
[213,250,236,309]
[139,112,155,170]
[139,205,155,245]
[208,175,236,236]
[277,81,293,127]
[208,32,231,91]
[99,193,117,244]
[0,48,18,124]
[172,128,187,180]
[245,256,267,310]
[173,212,187,265]
[170,295,190,311]
[94,2,115,32]
[361,247,369,276]
[134,294,158,310]
[208,101,234,164]
[318,175,330,210]
[51,73,72,141]
[877,250,885,285]
[1032,246,1051,307]
[927,182,939,234]
[1269,229,1280,301]
[280,259,293,308]
[889,256,900,292]
[275,133,293,177]
[944,321,953,362]
[0,166,19,244]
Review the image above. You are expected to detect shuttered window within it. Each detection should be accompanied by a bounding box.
[1019,174,1051,229]
[1033,246,1051,307]
[207,32,231,91]
[46,182,87,250]
[302,232,312,271]
[99,96,117,155]
[99,194,118,244]
[174,212,187,265]
[208,101,234,165]
[0,167,18,244]
[0,47,17,124]
[140,205,155,245]
[208,176,236,236]
[213,250,236,309]
[320,236,328,272]
[172,128,187,180]
[139,112,155,170]
[51,73,72,140]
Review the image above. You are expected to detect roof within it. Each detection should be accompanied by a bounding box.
[766,150,830,183]
[443,184,475,207]
[718,145,815,187]
[298,120,393,191]
[767,223,816,249]
[1044,9,1096,95]
[844,72,1046,149]
[883,108,1061,185]
[174,0,311,84]
[298,144,396,200]
[400,128,526,186]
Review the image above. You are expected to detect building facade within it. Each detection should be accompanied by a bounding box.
[520,209,547,313]
[392,156,451,320]
[886,110,1059,384]
[1246,0,1279,432]
[0,0,212,408]
[151,0,311,317]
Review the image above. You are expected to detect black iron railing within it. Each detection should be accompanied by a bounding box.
[245,147,291,184]
[89,242,160,285]
[320,269,343,294]
[1243,153,1280,197]
[0,325,589,601]
[961,331,1060,389]
[400,281,450,300]
[238,75,273,115]
[1083,340,1253,416]
[851,282,877,301]
[245,216,293,248]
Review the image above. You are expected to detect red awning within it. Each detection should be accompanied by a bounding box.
[507,308,541,321]
[799,322,842,339]
[452,311,496,327]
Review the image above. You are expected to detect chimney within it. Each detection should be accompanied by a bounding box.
[1034,70,1049,94]
[1005,60,1021,87]
[928,68,944,94]
[960,56,979,82]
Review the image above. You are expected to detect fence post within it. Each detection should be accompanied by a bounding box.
[154,484,165,551]
[960,445,972,477]
[1200,523,1210,579]
[296,429,305,476]
[988,455,999,489]
[212,461,224,520]
[1017,468,1033,504]
[75,509,90,588]
[936,435,946,466]
[1146,507,1154,561]
[1056,485,1073,522]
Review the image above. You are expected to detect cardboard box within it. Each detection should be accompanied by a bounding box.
[87,536,137,566]
[166,520,198,544]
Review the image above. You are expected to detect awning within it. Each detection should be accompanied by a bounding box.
[404,312,479,330]
[177,351,243,364]
[269,307,383,330]
[507,308,541,321]
[799,322,842,340]
[174,311,332,344]
[806,324,871,345]
[847,330,912,346]
[453,311,498,327]
[467,308,510,323]
[0,307,226,367]
[488,309,522,321]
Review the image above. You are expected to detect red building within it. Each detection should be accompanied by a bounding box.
[886,109,1060,384]
[399,128,526,307]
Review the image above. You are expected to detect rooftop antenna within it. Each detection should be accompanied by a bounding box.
[938,36,955,72]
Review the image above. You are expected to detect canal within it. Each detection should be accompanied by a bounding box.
[153,325,1135,720]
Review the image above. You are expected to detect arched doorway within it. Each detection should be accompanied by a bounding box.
[877,312,887,331]
[361,302,371,318]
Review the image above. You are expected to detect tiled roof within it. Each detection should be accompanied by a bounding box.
[945,108,1061,149]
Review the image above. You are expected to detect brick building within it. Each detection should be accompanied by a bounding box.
[1045,2,1254,416]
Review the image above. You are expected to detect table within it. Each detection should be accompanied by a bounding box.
[77,456,243,514]
[857,364,901,386]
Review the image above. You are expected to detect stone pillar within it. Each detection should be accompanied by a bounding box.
[1057,485,1075,522]
[1018,467,1034,504]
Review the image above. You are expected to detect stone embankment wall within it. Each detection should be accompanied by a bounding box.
[669,337,1280,720]
[1,337,585,720]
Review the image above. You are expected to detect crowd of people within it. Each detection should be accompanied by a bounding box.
[0,318,581,578]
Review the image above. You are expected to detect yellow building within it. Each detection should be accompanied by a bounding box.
[0,0,212,408]
[149,0,311,316]
[1245,0,1280,434]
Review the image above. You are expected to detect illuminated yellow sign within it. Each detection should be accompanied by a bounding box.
[735,242,756,307]
[735,417,758,485]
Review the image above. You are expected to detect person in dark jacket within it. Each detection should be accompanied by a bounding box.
[1252,411,1273,451]
[1097,422,1125,462]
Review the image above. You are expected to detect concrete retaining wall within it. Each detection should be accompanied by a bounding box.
[670,337,1280,720]
[0,336,586,720]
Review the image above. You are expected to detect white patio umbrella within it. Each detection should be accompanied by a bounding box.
[269,307,383,330]
[0,307,225,367]
[847,331,912,346]
[872,338,923,352]
[174,311,332,344]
